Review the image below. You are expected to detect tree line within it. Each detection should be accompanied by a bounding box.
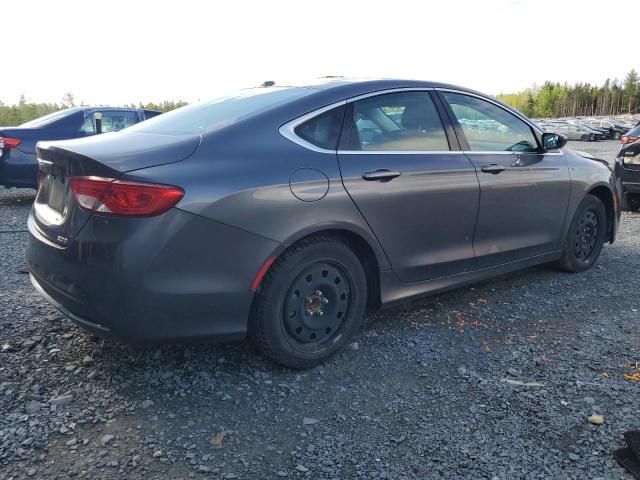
[497,69,640,119]
[0,93,187,126]
[2,71,639,126]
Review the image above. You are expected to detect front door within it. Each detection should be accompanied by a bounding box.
[337,90,480,283]
[439,91,570,268]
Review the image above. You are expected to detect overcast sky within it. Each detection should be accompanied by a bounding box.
[4,0,637,106]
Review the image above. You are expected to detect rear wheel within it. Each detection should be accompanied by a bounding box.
[249,236,367,369]
[557,195,607,272]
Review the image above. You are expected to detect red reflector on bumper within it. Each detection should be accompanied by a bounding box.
[251,256,277,293]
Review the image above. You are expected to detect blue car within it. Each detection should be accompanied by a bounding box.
[0,107,161,188]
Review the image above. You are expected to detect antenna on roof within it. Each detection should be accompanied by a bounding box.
[261,80,276,87]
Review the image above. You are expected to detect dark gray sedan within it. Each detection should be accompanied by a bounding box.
[26,79,622,368]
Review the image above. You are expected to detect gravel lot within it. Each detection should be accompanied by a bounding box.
[1,140,638,479]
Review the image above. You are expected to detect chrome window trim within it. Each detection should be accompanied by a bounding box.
[337,150,563,156]
[278,100,347,154]
[338,150,458,155]
[347,87,435,102]
[278,86,563,156]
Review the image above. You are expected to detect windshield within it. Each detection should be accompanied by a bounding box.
[127,87,314,135]
[20,108,81,127]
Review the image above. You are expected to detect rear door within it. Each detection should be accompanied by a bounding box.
[337,90,480,283]
[439,90,570,268]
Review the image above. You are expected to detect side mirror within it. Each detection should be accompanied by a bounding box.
[94,112,103,135]
[542,132,567,151]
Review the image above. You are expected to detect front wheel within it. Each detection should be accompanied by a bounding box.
[249,236,367,369]
[614,131,622,140]
[557,195,607,273]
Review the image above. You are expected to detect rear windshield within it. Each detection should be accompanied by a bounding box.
[127,87,314,135]
[20,108,81,128]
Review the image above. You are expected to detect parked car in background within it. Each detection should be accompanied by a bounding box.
[542,122,597,141]
[0,107,161,189]
[25,79,621,368]
[573,123,606,141]
[586,119,631,139]
[614,124,640,210]
[583,124,611,138]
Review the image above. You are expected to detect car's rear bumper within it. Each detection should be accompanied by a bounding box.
[0,149,38,188]
[26,207,282,343]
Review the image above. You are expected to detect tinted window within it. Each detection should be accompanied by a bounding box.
[143,110,162,120]
[127,87,313,135]
[348,92,449,151]
[443,92,539,152]
[100,111,139,133]
[79,115,95,134]
[294,105,345,150]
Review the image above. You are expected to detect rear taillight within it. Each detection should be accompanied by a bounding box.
[69,176,184,216]
[0,137,21,149]
[621,135,639,145]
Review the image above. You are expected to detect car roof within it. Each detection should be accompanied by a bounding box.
[296,77,487,98]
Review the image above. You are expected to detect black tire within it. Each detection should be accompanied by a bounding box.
[557,195,607,273]
[614,131,622,140]
[249,236,367,369]
[621,193,640,212]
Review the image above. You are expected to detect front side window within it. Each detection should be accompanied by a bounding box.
[100,111,139,133]
[347,91,449,151]
[294,105,345,150]
[443,92,539,152]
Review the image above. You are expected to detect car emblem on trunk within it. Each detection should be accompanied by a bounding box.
[57,235,68,245]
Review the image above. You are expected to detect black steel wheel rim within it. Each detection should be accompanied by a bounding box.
[282,262,352,350]
[574,209,599,260]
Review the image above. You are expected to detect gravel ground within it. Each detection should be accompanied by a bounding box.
[1,140,638,479]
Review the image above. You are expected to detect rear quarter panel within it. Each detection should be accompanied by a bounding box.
[125,113,391,270]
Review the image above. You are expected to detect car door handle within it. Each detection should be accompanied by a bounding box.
[480,164,507,174]
[362,169,402,181]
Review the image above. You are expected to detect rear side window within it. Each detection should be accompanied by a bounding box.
[127,87,313,135]
[347,91,449,151]
[294,105,345,150]
[79,115,95,134]
[100,111,139,133]
[143,110,162,120]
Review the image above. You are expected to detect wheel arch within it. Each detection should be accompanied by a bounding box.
[586,184,616,243]
[259,224,387,310]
